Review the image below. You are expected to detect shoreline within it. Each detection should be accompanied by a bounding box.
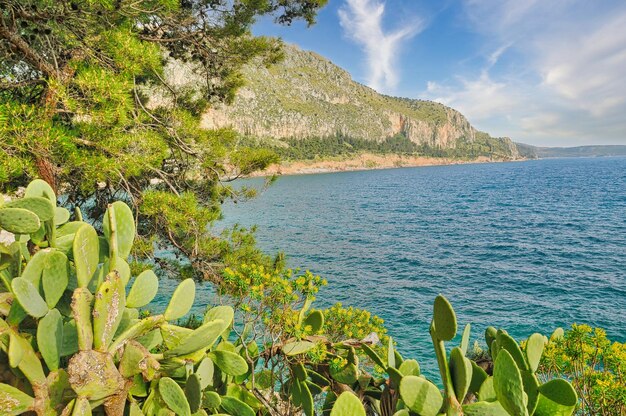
[250,153,525,177]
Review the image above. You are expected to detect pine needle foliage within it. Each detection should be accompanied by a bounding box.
[0,0,326,279]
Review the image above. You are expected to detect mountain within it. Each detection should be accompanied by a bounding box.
[530,145,626,158]
[158,44,523,160]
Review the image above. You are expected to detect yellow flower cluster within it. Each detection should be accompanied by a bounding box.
[324,303,386,340]
[220,263,330,341]
[538,324,626,415]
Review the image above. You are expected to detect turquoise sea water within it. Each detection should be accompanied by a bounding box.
[175,157,626,374]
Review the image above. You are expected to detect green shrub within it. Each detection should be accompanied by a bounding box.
[539,324,626,415]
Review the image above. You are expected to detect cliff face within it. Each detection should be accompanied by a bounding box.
[160,44,520,158]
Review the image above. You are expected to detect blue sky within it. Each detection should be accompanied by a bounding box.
[254,0,626,147]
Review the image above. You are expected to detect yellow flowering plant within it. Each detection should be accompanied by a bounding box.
[539,324,626,415]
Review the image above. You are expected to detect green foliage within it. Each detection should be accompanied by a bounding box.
[0,185,401,415]
[539,324,626,415]
[0,181,352,416]
[267,133,421,160]
[326,293,578,416]
[416,131,519,160]
[0,184,251,414]
[330,392,365,416]
[322,303,387,343]
[245,131,520,162]
[1,0,326,285]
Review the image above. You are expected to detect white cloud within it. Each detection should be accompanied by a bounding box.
[426,71,521,122]
[538,11,626,117]
[487,43,512,67]
[338,0,422,92]
[423,0,626,145]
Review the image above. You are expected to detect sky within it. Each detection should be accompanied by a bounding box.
[253,0,626,147]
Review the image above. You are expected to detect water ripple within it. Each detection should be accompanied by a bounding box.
[216,157,626,375]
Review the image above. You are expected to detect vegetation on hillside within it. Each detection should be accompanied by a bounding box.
[533,145,626,158]
[243,132,523,162]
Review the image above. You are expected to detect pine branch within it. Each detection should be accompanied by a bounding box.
[0,16,56,78]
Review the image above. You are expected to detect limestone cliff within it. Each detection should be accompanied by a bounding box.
[159,44,521,159]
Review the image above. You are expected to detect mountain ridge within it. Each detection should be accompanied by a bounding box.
[159,44,523,161]
[519,144,626,158]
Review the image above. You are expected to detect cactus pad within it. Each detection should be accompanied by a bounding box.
[329,392,365,416]
[283,340,316,356]
[209,350,249,376]
[433,294,457,341]
[93,272,126,351]
[485,326,497,348]
[4,197,55,222]
[54,207,71,225]
[25,179,56,202]
[0,208,41,234]
[12,277,49,318]
[159,377,191,416]
[71,288,94,351]
[493,349,527,416]
[0,382,35,415]
[478,377,497,402]
[221,396,255,416]
[195,358,215,390]
[525,333,545,373]
[37,309,63,371]
[42,251,69,308]
[73,224,99,288]
[463,400,509,415]
[535,379,577,416]
[67,350,124,401]
[398,359,420,376]
[164,278,195,320]
[164,319,227,358]
[521,370,540,415]
[399,375,443,416]
[20,250,46,286]
[126,269,159,308]
[103,201,135,259]
[497,331,529,371]
[550,328,564,341]
[450,346,473,402]
[184,373,202,413]
[460,323,471,355]
[303,310,324,333]
[468,361,488,396]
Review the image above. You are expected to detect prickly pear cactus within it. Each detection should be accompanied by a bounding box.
[0,180,581,416]
[330,392,366,416]
[349,293,578,416]
[0,180,252,415]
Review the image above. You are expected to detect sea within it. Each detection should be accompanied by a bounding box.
[170,157,626,374]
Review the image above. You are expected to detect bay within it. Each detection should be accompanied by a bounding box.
[217,157,626,373]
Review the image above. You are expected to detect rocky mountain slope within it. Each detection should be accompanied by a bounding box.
[163,44,523,159]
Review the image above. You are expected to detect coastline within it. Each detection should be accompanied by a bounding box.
[251,153,524,177]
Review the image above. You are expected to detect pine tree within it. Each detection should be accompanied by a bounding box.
[0,0,327,279]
